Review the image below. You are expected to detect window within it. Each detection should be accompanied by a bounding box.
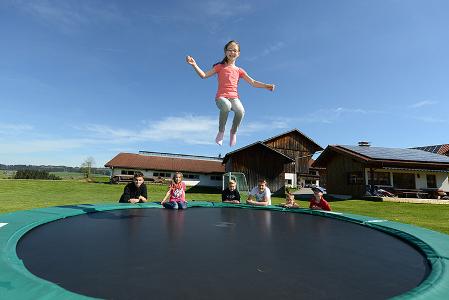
[286,179,292,185]
[184,174,200,180]
[210,175,221,181]
[121,170,134,175]
[347,172,364,185]
[367,172,391,186]
[393,173,416,189]
[426,174,437,188]
[153,172,171,178]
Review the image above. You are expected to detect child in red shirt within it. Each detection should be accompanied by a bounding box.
[161,172,187,210]
[309,186,331,211]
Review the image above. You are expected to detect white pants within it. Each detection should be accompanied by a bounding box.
[215,97,245,133]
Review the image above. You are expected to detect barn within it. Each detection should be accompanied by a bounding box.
[222,129,323,194]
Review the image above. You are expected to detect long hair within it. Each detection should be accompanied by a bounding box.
[213,40,240,67]
[170,172,183,190]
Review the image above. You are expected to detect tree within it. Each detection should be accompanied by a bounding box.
[80,157,96,179]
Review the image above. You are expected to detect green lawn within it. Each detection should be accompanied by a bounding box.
[0,170,14,179]
[1,179,448,235]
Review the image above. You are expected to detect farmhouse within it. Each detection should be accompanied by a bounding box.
[223,129,323,194]
[105,151,224,187]
[312,144,449,198]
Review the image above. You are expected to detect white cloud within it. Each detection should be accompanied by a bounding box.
[78,115,217,145]
[289,107,383,124]
[239,119,289,134]
[12,0,125,31]
[0,138,95,154]
[0,123,34,135]
[413,116,445,123]
[143,1,251,34]
[140,115,217,145]
[409,100,437,109]
[246,42,286,62]
[203,1,252,17]
[334,107,367,115]
[78,114,291,145]
[0,115,296,158]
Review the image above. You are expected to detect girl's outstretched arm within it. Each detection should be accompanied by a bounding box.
[186,56,216,79]
[161,189,171,204]
[242,72,275,91]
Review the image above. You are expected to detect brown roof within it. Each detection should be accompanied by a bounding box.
[262,128,323,152]
[308,158,325,170]
[105,153,224,174]
[222,142,295,164]
[412,144,449,156]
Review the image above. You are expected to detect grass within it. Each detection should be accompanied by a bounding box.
[0,170,109,181]
[0,170,14,179]
[328,200,449,235]
[0,179,448,235]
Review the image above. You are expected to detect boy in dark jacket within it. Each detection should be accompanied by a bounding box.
[119,172,148,204]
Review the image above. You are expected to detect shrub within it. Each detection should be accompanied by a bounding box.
[14,169,61,180]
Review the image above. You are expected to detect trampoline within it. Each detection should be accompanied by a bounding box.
[1,202,449,299]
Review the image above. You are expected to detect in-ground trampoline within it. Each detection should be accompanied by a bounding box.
[1,202,449,300]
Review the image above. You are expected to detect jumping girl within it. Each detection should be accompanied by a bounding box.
[186,40,275,146]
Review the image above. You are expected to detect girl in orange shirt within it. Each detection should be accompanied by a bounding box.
[186,40,275,146]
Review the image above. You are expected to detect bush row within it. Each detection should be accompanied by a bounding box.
[14,170,61,180]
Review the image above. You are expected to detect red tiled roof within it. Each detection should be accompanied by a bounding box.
[105,153,224,174]
[412,144,449,156]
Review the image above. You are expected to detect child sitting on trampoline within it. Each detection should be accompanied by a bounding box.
[119,172,148,204]
[247,179,271,206]
[222,179,241,204]
[186,40,275,147]
[161,172,187,209]
[280,190,299,208]
[309,186,331,211]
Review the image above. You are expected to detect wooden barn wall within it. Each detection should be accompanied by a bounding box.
[326,155,365,196]
[225,150,286,195]
[264,134,317,174]
[318,169,327,188]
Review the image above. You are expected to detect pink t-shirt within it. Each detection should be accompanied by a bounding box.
[213,64,246,99]
[169,182,186,202]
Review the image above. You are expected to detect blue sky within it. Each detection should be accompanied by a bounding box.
[1,0,448,167]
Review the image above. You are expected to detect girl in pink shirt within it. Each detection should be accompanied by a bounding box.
[186,40,275,146]
[161,172,187,209]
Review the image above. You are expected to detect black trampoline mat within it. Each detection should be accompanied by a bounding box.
[17,208,430,300]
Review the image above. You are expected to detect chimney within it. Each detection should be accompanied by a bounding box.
[358,141,371,147]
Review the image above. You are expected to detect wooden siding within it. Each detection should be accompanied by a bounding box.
[325,155,366,196]
[225,148,287,195]
[264,134,317,174]
[319,169,327,188]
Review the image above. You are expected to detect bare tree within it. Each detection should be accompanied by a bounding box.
[81,156,96,179]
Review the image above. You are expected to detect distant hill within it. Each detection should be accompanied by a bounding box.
[0,164,111,175]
